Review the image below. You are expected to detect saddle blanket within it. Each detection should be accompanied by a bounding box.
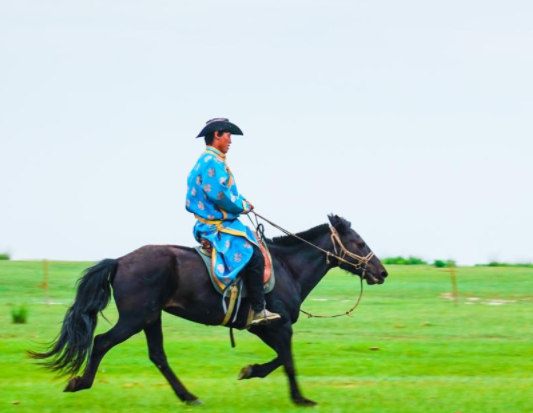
[194,240,275,296]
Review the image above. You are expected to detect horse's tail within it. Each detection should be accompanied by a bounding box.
[29,258,118,377]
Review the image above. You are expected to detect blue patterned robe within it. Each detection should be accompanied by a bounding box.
[186,146,259,289]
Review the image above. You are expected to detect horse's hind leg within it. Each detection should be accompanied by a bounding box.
[64,317,145,392]
[144,317,200,404]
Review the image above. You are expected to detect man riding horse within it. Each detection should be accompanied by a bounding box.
[186,118,281,325]
[31,120,388,404]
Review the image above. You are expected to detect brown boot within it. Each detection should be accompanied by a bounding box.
[251,309,281,325]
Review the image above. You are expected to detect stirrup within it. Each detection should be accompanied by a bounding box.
[251,309,281,325]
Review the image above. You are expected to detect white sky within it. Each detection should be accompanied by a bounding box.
[1,1,532,265]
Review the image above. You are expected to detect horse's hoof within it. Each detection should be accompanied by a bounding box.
[185,398,203,406]
[293,397,318,407]
[64,377,83,392]
[237,365,253,380]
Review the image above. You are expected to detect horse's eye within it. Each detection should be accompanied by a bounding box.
[357,242,366,249]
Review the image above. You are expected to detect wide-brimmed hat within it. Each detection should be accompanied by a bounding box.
[196,118,243,138]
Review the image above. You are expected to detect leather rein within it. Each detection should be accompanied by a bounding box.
[251,212,376,318]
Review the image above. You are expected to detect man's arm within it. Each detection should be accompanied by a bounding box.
[201,161,252,215]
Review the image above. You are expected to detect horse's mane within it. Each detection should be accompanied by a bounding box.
[265,215,352,248]
[266,223,330,247]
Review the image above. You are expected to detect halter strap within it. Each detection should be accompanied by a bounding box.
[251,212,374,272]
[250,211,377,319]
[329,226,375,268]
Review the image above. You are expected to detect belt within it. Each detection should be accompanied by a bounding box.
[195,215,224,226]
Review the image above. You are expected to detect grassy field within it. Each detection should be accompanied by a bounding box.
[1,261,532,413]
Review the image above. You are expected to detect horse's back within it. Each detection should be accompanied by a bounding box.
[112,245,190,307]
[112,244,222,324]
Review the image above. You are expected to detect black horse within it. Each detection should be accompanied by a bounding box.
[31,215,387,406]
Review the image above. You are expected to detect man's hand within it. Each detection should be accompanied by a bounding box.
[247,201,254,211]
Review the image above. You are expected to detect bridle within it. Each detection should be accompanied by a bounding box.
[252,212,376,279]
[329,225,375,279]
[250,212,378,318]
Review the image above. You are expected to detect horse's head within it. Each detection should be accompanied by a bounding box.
[328,215,388,285]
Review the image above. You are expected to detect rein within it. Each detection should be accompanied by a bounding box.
[250,212,375,318]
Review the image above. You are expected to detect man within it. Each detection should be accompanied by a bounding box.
[186,118,281,325]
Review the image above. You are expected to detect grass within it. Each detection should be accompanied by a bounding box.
[0,261,532,412]
[10,305,28,324]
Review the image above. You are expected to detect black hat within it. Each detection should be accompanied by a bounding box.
[196,118,243,138]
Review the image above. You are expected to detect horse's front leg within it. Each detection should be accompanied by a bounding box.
[244,322,317,406]
[282,338,316,406]
[238,357,282,379]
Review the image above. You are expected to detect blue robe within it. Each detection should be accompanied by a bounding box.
[185,146,258,289]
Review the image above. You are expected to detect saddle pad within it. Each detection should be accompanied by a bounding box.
[194,242,275,297]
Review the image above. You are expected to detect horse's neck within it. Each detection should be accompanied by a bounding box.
[275,231,334,302]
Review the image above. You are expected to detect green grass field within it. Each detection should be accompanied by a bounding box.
[1,261,532,413]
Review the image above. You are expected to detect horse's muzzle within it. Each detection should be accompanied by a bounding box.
[365,270,387,285]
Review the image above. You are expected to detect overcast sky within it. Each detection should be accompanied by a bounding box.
[1,0,531,265]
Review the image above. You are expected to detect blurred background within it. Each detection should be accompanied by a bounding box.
[1,0,532,265]
[1,3,532,412]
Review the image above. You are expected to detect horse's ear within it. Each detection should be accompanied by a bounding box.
[328,214,352,230]
[328,214,341,227]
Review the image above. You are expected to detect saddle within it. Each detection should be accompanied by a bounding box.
[194,238,276,330]
[194,241,275,296]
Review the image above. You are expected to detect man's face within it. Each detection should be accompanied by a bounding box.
[215,131,232,154]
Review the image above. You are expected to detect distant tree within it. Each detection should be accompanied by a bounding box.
[476,261,533,268]
[382,256,428,265]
